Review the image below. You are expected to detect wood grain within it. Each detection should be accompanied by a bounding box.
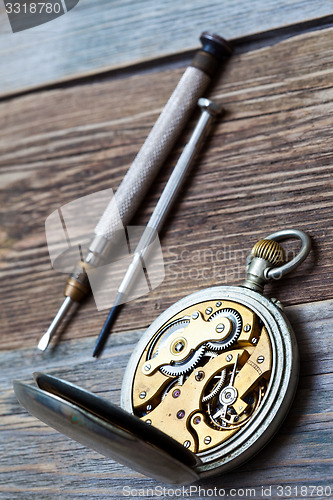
[0,1,333,96]
[1,26,333,351]
[1,25,333,497]
[0,299,332,498]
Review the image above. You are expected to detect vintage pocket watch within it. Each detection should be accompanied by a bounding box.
[14,228,311,484]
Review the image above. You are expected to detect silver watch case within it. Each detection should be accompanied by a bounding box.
[121,285,299,479]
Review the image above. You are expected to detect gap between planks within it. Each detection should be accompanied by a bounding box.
[0,1,333,97]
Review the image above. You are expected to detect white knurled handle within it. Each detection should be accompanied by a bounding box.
[94,66,211,239]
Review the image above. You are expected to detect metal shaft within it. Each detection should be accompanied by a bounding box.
[93,98,222,357]
[37,296,75,351]
[119,99,221,295]
[38,33,232,351]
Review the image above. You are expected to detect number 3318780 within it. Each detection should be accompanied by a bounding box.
[277,485,332,497]
[5,3,62,14]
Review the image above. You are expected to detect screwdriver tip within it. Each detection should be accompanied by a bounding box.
[92,343,102,358]
[37,333,50,351]
[37,296,75,352]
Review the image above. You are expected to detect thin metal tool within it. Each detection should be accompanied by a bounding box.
[38,33,232,352]
[93,98,223,357]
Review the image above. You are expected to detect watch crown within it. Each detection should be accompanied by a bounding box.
[251,239,285,266]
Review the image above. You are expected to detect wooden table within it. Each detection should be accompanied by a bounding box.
[1,2,333,498]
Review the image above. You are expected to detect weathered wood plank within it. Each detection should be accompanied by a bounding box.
[0,299,332,498]
[0,1,332,96]
[1,27,333,351]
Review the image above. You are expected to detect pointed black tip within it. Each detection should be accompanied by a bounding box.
[92,346,100,358]
[92,302,123,358]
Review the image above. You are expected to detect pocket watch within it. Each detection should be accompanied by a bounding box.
[14,228,311,484]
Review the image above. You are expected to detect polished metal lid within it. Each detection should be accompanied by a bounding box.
[13,373,199,484]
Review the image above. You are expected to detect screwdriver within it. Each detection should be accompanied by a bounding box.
[38,32,232,351]
[93,97,223,357]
